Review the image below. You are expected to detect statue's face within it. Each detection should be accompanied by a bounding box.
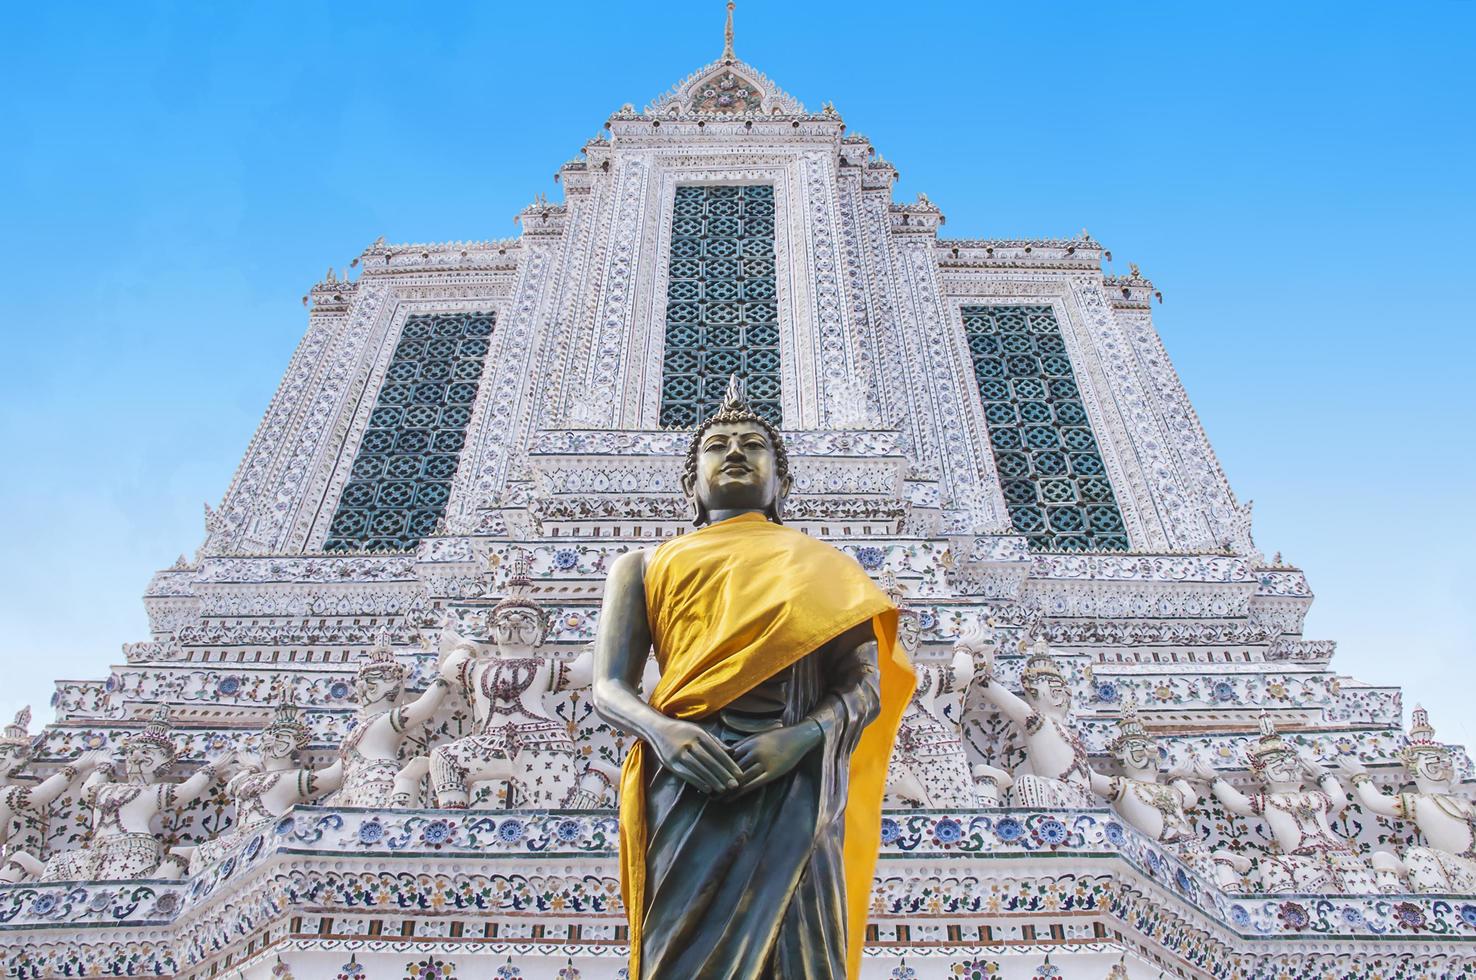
[686,421,788,518]
[1260,750,1301,786]
[1413,748,1454,786]
[263,730,299,762]
[355,670,402,707]
[125,743,170,781]
[1023,676,1070,717]
[492,608,542,654]
[1117,737,1157,775]
[0,745,27,780]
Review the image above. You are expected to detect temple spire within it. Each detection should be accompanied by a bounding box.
[722,1,736,62]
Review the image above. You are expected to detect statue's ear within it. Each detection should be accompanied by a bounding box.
[682,471,708,526]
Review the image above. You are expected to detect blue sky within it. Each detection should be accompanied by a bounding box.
[1,3,1472,746]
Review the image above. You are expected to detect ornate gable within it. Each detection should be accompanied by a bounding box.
[645,3,806,117]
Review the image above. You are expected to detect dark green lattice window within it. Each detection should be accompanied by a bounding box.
[962,305,1130,552]
[659,185,781,427]
[324,311,493,552]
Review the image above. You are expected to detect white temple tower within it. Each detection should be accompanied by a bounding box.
[4,8,1472,979]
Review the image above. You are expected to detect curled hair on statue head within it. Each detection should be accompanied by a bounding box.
[681,375,790,526]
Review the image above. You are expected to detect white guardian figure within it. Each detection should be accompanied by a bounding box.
[1342,706,1476,893]
[431,570,596,809]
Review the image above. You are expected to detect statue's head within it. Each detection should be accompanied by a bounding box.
[490,575,549,658]
[682,376,791,526]
[1403,706,1456,790]
[355,630,407,707]
[1109,701,1158,776]
[123,706,177,781]
[261,701,311,763]
[1019,638,1070,718]
[1247,713,1301,788]
[0,707,35,780]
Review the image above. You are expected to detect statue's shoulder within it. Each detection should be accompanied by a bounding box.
[610,545,657,579]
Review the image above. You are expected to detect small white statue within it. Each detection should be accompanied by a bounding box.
[328,632,452,807]
[187,701,342,873]
[972,626,1093,807]
[1196,713,1375,894]
[1089,701,1250,891]
[1342,706,1476,892]
[0,707,110,882]
[883,589,978,808]
[42,707,234,881]
[431,574,595,809]
[1091,701,1202,845]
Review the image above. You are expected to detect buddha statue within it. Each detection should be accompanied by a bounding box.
[591,376,913,980]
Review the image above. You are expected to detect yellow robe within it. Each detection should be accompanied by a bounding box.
[618,512,914,979]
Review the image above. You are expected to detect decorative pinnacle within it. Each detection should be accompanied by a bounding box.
[0,707,31,747]
[722,1,736,62]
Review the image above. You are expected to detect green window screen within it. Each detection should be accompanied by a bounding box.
[962,305,1130,551]
[324,311,492,552]
[658,184,781,427]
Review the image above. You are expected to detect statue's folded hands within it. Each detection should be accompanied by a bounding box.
[647,716,743,795]
[729,721,822,795]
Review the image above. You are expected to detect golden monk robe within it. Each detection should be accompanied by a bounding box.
[593,378,914,980]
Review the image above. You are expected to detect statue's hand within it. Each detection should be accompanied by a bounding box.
[646,718,743,795]
[1184,754,1219,784]
[730,724,823,796]
[1296,748,1327,780]
[1338,755,1369,777]
[75,750,111,772]
[956,624,996,680]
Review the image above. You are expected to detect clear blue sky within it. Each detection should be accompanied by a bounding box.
[1,3,1472,746]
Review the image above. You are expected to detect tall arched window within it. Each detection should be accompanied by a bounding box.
[324,311,493,552]
[962,305,1129,551]
[658,184,781,427]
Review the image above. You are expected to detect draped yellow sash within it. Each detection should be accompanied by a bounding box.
[618,512,914,979]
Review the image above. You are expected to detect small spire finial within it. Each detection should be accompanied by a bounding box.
[720,373,747,413]
[722,1,736,61]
